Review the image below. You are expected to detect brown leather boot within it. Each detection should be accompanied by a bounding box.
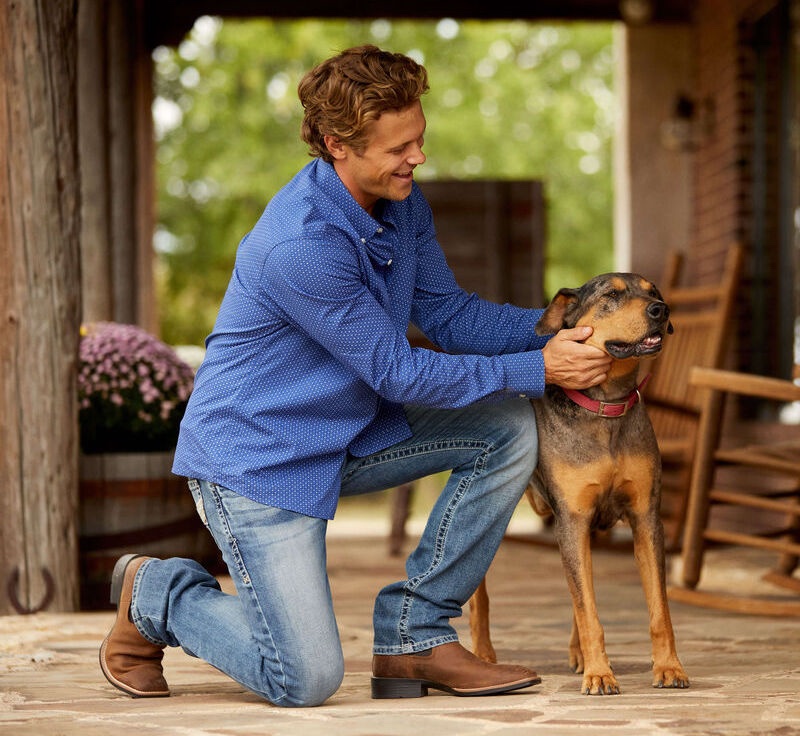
[371,641,541,698]
[99,554,170,698]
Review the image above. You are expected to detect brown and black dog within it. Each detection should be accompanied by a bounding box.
[469,272,689,695]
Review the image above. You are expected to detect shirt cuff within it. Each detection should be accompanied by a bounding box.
[501,350,546,399]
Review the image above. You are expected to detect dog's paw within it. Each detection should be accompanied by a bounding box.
[652,664,690,689]
[581,673,620,695]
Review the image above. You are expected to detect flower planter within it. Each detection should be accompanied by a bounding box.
[78,450,221,610]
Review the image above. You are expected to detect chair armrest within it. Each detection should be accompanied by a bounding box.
[688,366,800,403]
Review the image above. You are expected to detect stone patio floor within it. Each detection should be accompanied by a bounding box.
[1,519,799,736]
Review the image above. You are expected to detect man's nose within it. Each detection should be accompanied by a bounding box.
[408,144,426,166]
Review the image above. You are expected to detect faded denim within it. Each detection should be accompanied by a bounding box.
[130,398,537,706]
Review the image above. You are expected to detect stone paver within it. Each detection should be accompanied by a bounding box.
[1,529,799,735]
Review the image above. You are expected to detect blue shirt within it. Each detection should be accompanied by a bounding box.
[173,159,550,519]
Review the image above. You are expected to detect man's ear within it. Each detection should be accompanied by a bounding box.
[535,288,579,335]
[324,135,346,160]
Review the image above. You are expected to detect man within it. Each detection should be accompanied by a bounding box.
[100,45,611,707]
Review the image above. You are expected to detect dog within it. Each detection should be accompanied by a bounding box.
[469,272,689,695]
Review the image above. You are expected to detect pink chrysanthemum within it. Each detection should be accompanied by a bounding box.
[78,322,194,454]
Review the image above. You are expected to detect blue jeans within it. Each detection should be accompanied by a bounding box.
[130,398,537,707]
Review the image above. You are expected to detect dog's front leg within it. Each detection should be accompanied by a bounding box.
[630,512,689,689]
[468,577,497,663]
[556,516,619,695]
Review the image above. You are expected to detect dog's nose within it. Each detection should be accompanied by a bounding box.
[647,301,670,322]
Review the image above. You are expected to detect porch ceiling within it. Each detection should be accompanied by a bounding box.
[144,0,693,48]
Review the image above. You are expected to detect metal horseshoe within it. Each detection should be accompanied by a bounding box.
[7,566,55,614]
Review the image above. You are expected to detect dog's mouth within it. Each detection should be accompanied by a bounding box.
[604,332,664,359]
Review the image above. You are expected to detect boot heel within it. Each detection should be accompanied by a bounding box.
[371,677,428,699]
[109,554,142,606]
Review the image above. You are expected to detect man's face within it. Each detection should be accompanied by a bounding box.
[326,101,426,215]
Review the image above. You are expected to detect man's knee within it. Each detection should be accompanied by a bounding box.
[487,400,538,489]
[266,657,345,708]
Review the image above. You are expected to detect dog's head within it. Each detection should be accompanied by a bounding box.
[536,272,673,360]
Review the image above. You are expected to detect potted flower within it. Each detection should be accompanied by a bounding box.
[76,322,216,609]
[78,321,194,454]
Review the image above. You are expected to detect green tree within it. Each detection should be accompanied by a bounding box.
[153,18,615,346]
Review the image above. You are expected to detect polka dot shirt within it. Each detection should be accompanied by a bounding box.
[173,159,549,519]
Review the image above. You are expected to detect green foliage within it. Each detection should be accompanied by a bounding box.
[153,17,615,345]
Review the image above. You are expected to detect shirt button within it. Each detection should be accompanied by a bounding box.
[377,227,383,234]
[386,259,393,266]
[360,237,366,243]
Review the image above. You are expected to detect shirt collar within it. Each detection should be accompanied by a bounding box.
[314,159,395,268]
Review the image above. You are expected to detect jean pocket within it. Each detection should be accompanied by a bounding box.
[187,478,209,528]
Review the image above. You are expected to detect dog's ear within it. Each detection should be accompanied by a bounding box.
[535,288,580,335]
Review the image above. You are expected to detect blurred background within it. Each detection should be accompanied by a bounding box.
[151,18,616,346]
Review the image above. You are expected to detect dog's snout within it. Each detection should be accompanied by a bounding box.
[647,301,669,322]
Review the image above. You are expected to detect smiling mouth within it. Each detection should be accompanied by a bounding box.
[604,333,664,359]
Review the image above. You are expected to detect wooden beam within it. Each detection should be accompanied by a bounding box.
[142,0,693,49]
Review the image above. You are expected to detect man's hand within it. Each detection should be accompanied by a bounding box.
[542,326,611,389]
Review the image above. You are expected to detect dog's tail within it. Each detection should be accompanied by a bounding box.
[525,476,553,519]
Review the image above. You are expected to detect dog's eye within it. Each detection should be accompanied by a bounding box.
[604,290,620,300]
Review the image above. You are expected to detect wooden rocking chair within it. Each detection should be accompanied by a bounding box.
[644,243,743,550]
[668,364,800,615]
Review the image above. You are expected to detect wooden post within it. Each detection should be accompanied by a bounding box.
[79,0,157,333]
[78,0,114,323]
[108,0,139,326]
[0,1,82,613]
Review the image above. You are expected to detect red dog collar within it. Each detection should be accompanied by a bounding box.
[563,374,651,418]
